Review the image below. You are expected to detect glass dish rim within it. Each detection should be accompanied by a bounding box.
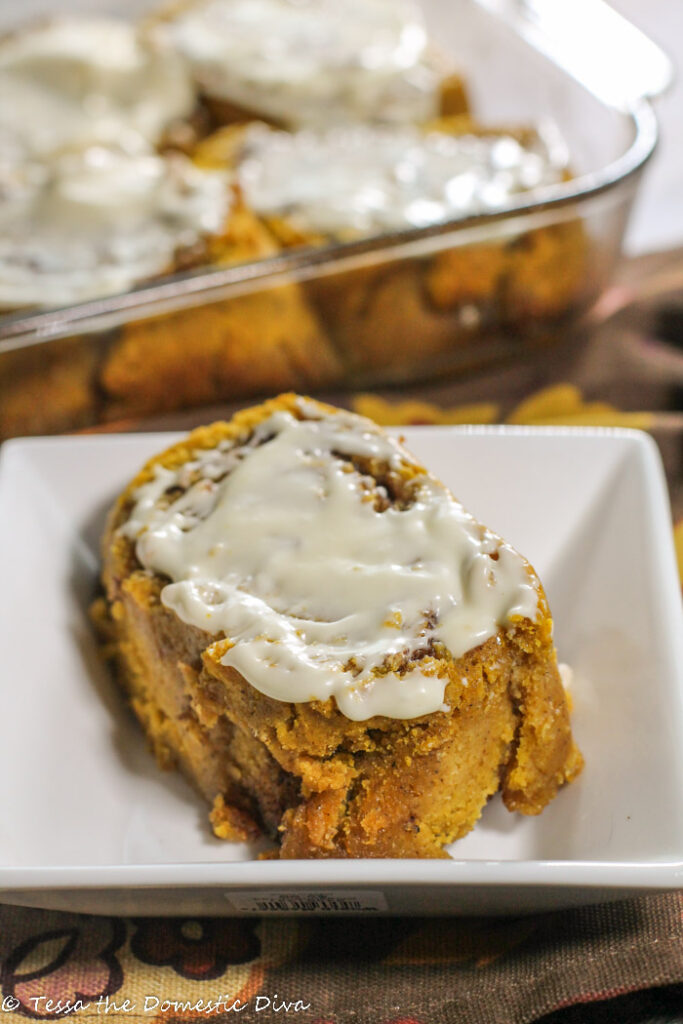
[0,100,658,354]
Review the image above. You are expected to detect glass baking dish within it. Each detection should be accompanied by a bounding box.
[0,0,668,439]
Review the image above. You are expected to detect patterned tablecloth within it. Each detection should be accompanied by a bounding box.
[0,896,682,1024]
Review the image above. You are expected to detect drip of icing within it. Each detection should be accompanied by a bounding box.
[153,0,441,127]
[0,145,231,308]
[121,403,538,721]
[234,123,567,236]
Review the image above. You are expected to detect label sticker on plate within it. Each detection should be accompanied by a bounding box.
[224,890,388,913]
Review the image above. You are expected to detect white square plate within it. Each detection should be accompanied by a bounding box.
[0,427,681,916]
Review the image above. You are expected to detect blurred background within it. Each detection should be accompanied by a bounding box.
[608,0,682,253]
[1,0,680,250]
[1,0,681,504]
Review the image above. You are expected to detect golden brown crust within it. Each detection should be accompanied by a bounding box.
[98,205,340,420]
[190,120,589,379]
[438,73,470,118]
[0,337,99,440]
[97,393,583,858]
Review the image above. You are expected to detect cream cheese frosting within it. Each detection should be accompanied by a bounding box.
[121,403,539,721]
[0,16,195,161]
[0,145,231,309]
[152,0,443,127]
[233,122,567,237]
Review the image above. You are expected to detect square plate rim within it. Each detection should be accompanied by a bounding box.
[0,424,682,897]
